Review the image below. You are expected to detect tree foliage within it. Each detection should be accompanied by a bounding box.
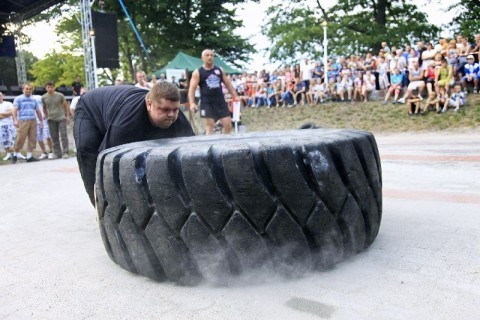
[263,0,441,61]
[448,0,480,40]
[43,0,256,82]
[29,51,84,87]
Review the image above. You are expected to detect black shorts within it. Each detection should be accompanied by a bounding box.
[200,99,230,121]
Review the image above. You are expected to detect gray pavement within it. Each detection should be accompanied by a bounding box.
[1,132,479,319]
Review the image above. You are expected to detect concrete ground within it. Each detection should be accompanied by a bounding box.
[1,132,479,320]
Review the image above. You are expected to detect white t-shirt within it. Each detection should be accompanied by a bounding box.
[300,62,314,81]
[70,96,80,112]
[0,101,14,125]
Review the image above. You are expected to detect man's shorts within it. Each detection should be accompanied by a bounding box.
[462,74,478,82]
[37,119,51,141]
[0,124,16,150]
[199,100,230,121]
[408,80,424,90]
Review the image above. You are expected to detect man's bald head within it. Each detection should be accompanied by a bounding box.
[201,49,214,67]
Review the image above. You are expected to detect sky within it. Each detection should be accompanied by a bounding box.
[23,0,456,71]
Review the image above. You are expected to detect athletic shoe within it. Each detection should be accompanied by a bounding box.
[17,153,27,160]
[62,153,69,159]
[474,88,478,94]
[26,157,39,162]
[397,98,406,104]
[383,100,387,105]
[392,100,397,104]
[39,153,48,160]
[464,90,468,95]
[11,155,17,164]
[48,152,56,160]
[3,153,12,161]
[418,95,423,100]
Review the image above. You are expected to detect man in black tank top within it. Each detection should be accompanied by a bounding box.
[188,49,238,135]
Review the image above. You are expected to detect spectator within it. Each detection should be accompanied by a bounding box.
[445,84,464,112]
[178,73,188,89]
[71,75,83,96]
[398,60,425,103]
[42,81,70,159]
[421,42,437,69]
[381,41,391,54]
[377,55,390,92]
[12,83,43,163]
[135,70,153,90]
[333,76,345,102]
[353,71,363,102]
[114,78,123,85]
[457,38,471,80]
[267,82,278,107]
[33,94,53,160]
[406,89,422,116]
[417,41,426,66]
[313,78,327,104]
[280,80,292,107]
[435,58,453,94]
[423,91,441,114]
[151,75,158,85]
[341,75,353,101]
[300,58,314,92]
[293,64,301,80]
[447,40,459,79]
[293,78,306,106]
[0,91,16,161]
[383,67,403,104]
[305,79,316,105]
[424,63,437,95]
[362,70,376,102]
[462,55,479,94]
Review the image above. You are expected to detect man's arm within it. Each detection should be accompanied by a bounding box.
[221,68,238,100]
[35,107,43,127]
[63,96,70,122]
[188,69,200,112]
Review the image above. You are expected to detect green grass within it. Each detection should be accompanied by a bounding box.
[238,94,480,134]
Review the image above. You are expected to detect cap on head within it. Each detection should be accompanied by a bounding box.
[467,55,475,60]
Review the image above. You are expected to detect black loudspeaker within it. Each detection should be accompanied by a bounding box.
[92,11,119,69]
[0,36,16,58]
[0,57,18,87]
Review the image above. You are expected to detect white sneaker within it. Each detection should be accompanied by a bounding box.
[418,95,423,100]
[48,152,55,160]
[398,98,406,104]
[3,153,12,161]
[39,153,48,160]
[17,153,27,160]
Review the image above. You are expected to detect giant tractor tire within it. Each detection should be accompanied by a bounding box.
[95,129,382,285]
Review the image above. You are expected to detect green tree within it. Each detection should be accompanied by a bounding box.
[263,0,440,61]
[21,51,39,82]
[448,0,480,40]
[44,0,257,82]
[29,51,84,87]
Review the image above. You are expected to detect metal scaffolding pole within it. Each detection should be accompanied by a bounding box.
[11,15,27,86]
[80,0,98,90]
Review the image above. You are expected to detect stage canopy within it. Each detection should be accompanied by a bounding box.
[0,0,65,31]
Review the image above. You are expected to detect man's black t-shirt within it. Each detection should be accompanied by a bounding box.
[76,85,194,151]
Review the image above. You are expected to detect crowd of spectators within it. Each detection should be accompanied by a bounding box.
[225,34,480,116]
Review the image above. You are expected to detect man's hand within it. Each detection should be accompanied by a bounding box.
[190,103,198,113]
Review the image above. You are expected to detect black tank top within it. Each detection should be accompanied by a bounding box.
[198,66,224,102]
